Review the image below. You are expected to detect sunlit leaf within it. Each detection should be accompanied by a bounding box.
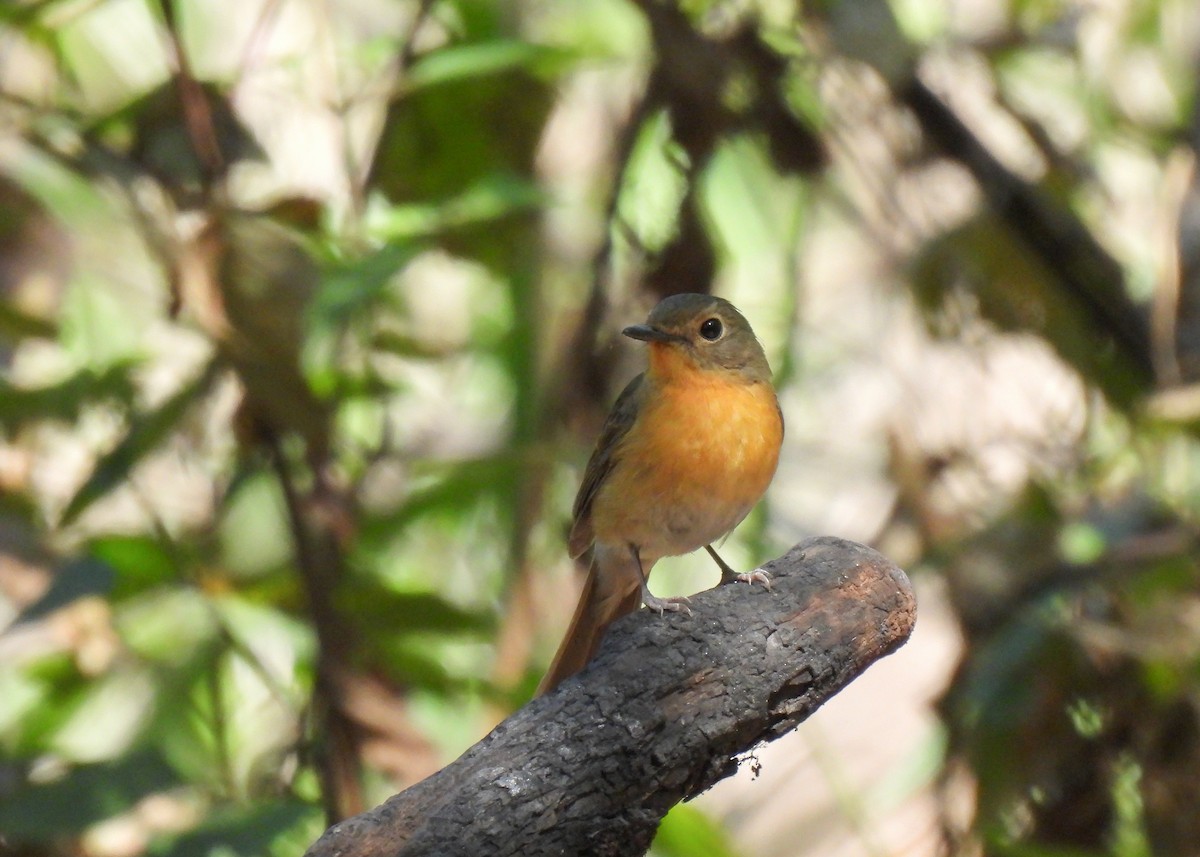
[56,0,170,113]
[5,653,89,752]
[117,588,220,669]
[52,664,157,762]
[218,471,293,579]
[0,666,44,736]
[616,110,688,253]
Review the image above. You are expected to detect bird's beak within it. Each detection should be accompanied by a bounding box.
[622,324,681,344]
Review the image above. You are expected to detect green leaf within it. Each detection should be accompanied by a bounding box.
[152,798,320,857]
[0,750,180,841]
[3,654,86,753]
[358,453,523,548]
[406,40,573,90]
[89,534,179,599]
[375,640,478,697]
[336,585,494,637]
[652,804,741,857]
[311,242,419,331]
[59,358,222,527]
[0,1,55,27]
[117,588,220,668]
[983,835,1114,857]
[366,172,544,242]
[368,36,556,231]
[616,110,689,253]
[217,470,293,579]
[50,664,157,762]
[1056,522,1106,565]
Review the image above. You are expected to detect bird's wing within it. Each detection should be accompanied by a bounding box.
[567,372,645,558]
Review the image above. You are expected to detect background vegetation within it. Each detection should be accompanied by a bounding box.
[1,0,1198,855]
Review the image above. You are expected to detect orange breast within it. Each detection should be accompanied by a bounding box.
[589,368,783,561]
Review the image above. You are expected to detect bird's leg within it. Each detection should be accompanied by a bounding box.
[630,545,692,616]
[705,544,772,590]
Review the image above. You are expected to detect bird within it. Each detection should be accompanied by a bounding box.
[539,293,784,693]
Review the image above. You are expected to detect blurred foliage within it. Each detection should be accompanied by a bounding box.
[0,1,1199,856]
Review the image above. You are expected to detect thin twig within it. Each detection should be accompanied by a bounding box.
[157,0,226,194]
[267,437,365,824]
[397,0,438,75]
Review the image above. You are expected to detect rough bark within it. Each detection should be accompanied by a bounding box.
[304,536,916,857]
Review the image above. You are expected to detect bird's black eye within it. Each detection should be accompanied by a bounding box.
[699,317,723,341]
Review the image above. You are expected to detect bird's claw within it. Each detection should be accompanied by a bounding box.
[723,568,772,591]
[643,593,693,617]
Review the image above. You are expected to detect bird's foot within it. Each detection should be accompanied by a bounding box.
[721,567,772,591]
[641,591,692,617]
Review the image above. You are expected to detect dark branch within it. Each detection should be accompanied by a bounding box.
[304,536,916,857]
[896,77,1155,393]
[1171,77,1200,382]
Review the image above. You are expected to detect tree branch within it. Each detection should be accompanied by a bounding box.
[304,536,916,857]
[896,77,1155,391]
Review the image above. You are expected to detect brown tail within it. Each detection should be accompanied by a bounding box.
[537,555,641,695]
